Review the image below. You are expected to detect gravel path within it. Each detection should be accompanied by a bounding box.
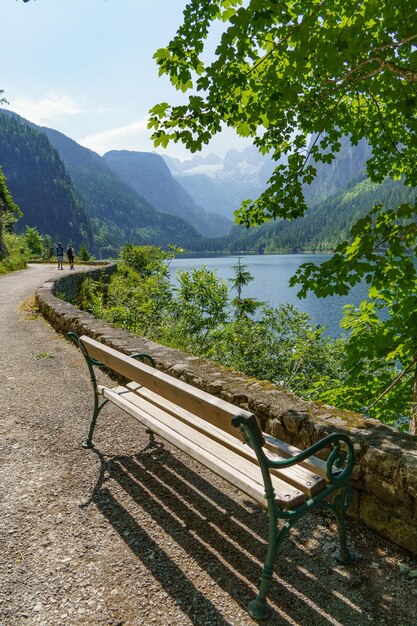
[1,264,417,626]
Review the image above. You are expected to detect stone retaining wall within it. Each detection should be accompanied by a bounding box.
[35,266,417,554]
[50,264,118,300]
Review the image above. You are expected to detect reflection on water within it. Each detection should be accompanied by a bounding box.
[169,254,368,338]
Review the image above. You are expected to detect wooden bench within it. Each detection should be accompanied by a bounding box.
[69,332,355,619]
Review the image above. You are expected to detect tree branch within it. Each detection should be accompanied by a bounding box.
[378,58,417,82]
[246,0,328,77]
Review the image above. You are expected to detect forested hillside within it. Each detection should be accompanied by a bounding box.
[165,135,404,255]
[170,133,416,255]
[0,111,206,257]
[103,150,232,238]
[222,177,417,254]
[41,126,205,256]
[0,113,93,250]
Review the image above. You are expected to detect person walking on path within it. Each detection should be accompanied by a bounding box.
[56,242,64,269]
[66,243,75,269]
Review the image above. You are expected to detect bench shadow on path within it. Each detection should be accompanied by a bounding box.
[81,435,381,625]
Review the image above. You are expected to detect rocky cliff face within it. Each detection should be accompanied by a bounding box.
[303,135,372,205]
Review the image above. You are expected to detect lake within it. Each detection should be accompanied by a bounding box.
[169,254,368,338]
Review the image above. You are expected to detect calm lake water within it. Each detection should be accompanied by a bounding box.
[169,254,368,338]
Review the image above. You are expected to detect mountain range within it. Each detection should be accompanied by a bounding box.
[0,108,413,258]
[103,150,232,237]
[166,137,415,254]
[37,124,205,255]
[0,110,230,256]
[163,146,277,220]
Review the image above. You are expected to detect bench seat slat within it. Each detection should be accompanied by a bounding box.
[99,385,306,510]
[125,382,325,497]
[263,434,328,480]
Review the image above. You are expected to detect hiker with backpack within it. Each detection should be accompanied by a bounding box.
[56,243,64,269]
[66,244,75,270]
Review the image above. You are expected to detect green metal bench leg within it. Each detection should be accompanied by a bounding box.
[82,395,108,448]
[332,487,354,565]
[248,516,292,620]
[66,333,109,449]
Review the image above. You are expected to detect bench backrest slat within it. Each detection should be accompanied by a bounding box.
[80,336,253,438]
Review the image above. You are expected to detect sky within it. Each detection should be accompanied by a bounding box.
[1,0,252,160]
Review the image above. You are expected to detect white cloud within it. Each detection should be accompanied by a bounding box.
[79,116,195,159]
[79,118,152,155]
[7,94,82,125]
[79,117,254,160]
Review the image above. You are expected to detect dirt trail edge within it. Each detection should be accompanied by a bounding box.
[1,264,416,626]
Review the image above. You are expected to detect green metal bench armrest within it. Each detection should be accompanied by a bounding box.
[130,353,156,368]
[232,414,354,486]
[67,332,104,368]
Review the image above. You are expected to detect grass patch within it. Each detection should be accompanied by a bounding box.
[20,295,39,319]
[34,352,54,360]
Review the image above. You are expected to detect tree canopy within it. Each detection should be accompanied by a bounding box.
[150,0,416,225]
[0,166,21,259]
[150,0,417,432]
